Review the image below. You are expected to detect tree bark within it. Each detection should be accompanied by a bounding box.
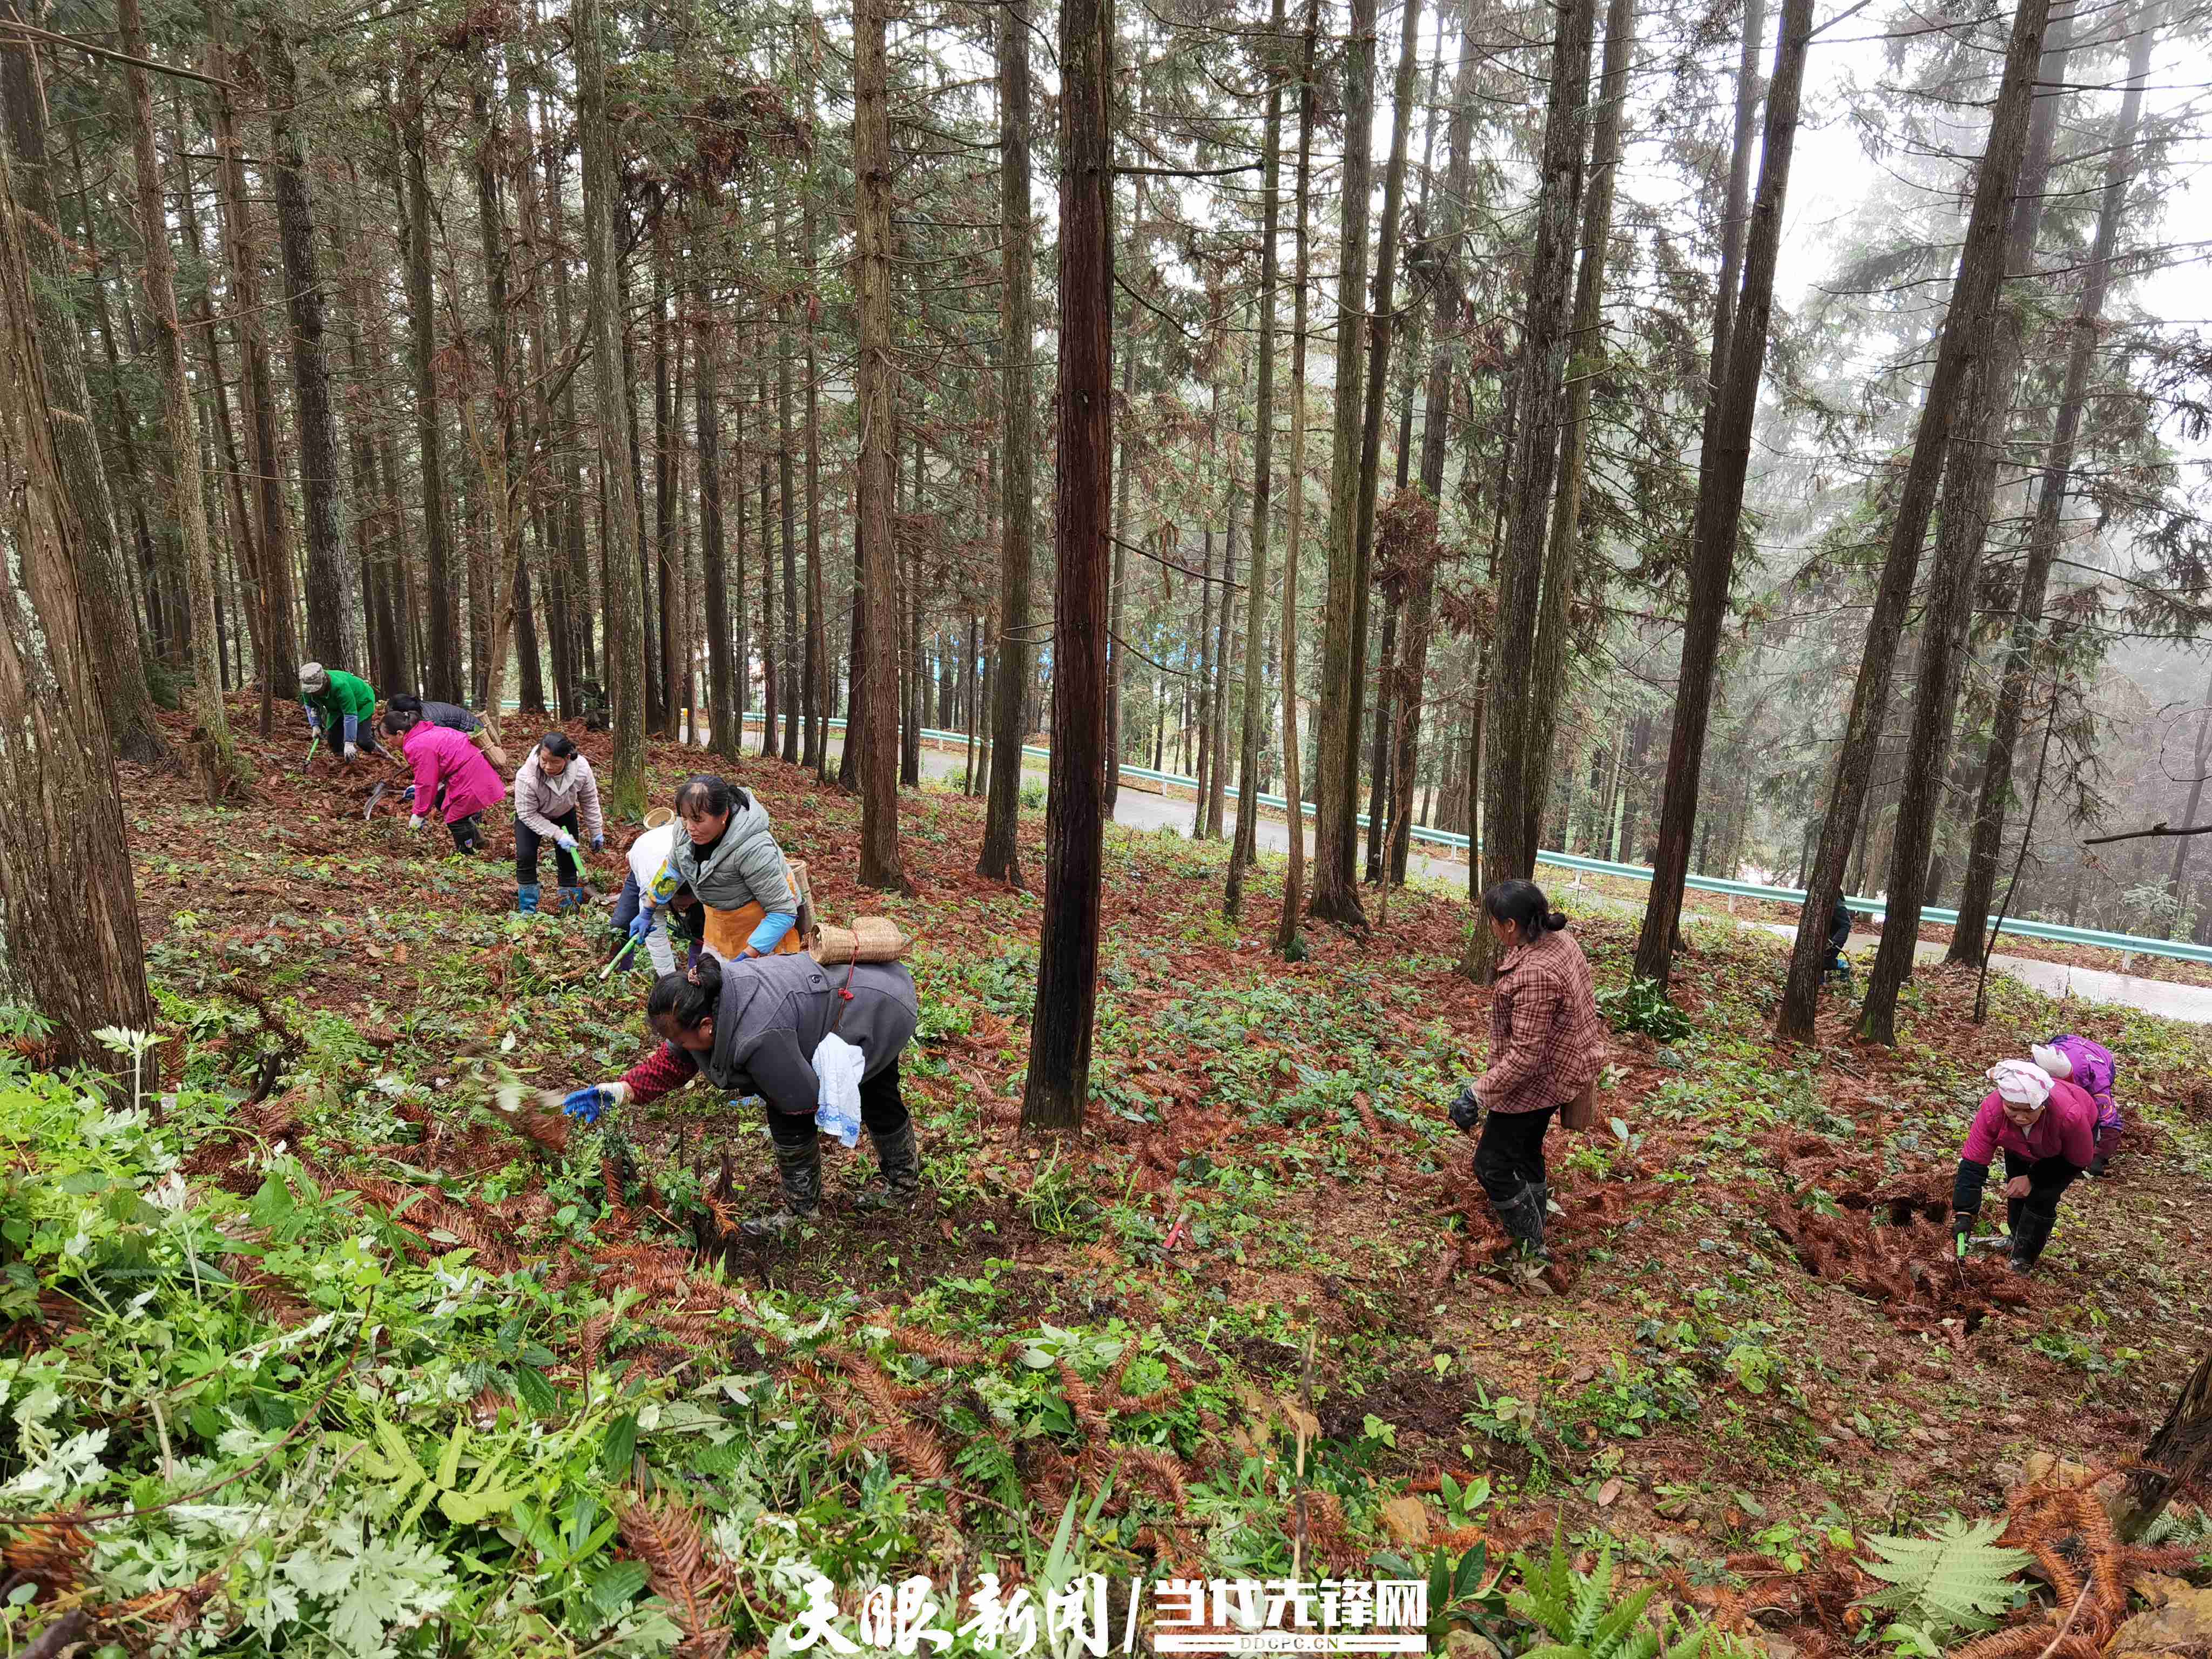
[575,0,647,813]
[1340,0,1420,892]
[693,234,737,759]
[1631,0,1810,986]
[1949,5,2155,962]
[119,0,240,786]
[2112,1345,2212,1542]
[653,222,678,738]
[207,0,298,709]
[1275,1,1319,959]
[264,18,347,672]
[1476,0,1599,961]
[1860,7,2073,1042]
[0,125,158,1063]
[1311,0,1379,927]
[398,61,462,704]
[981,0,1035,884]
[1776,0,2059,1041]
[1226,0,1288,920]
[779,216,801,765]
[0,5,164,763]
[854,0,906,888]
[1521,0,1635,858]
[1021,0,1113,1134]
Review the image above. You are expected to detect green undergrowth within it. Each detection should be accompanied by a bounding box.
[17,733,2212,1655]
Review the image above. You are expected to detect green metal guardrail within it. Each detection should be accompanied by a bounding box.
[706,712,2212,967]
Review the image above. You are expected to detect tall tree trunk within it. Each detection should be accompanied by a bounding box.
[1630,0,1811,985]
[0,5,164,762]
[693,236,737,759]
[2169,672,2212,911]
[1226,0,1288,919]
[575,0,647,813]
[1949,5,2155,963]
[1194,529,1216,833]
[763,427,781,760]
[1521,0,1634,857]
[1341,0,1420,893]
[207,0,298,711]
[1860,8,2073,1043]
[981,0,1035,884]
[1776,0,2059,1042]
[67,129,171,667]
[854,0,906,888]
[0,127,157,1063]
[264,18,347,671]
[779,218,801,765]
[118,0,240,786]
[1310,0,1379,927]
[1275,0,1319,959]
[399,62,462,704]
[804,166,828,774]
[1021,0,1112,1134]
[1476,0,1600,963]
[653,223,678,738]
[1387,0,1483,902]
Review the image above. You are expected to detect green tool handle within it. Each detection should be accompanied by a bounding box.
[598,932,640,981]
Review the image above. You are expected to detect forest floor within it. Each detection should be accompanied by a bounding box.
[4,700,2210,1658]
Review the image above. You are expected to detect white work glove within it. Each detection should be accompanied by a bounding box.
[408,814,424,832]
[555,831,579,852]
[343,742,359,761]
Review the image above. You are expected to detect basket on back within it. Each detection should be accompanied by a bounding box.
[811,916,908,964]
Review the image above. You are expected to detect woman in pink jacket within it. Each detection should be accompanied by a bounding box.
[1952,1059,2099,1276]
[385,707,505,854]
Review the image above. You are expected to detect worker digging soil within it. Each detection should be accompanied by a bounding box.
[1953,1058,2100,1274]
[559,953,923,1236]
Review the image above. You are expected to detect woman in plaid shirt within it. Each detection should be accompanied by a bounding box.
[1448,879,1608,1289]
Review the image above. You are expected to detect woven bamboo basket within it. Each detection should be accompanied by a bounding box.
[811,917,909,965]
[643,806,676,830]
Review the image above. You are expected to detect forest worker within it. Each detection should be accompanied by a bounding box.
[1445,879,1608,1291]
[2033,1035,2123,1177]
[1953,1058,2099,1275]
[629,774,804,963]
[610,814,704,975]
[512,733,605,915]
[386,692,508,771]
[383,704,503,855]
[557,954,922,1234]
[299,663,383,763]
[1824,896,1856,988]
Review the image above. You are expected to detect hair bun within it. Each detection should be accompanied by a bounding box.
[1545,911,1568,932]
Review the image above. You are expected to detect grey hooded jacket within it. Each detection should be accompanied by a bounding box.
[667,790,799,916]
[691,952,918,1117]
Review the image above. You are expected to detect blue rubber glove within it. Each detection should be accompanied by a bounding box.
[591,834,605,852]
[402,785,416,803]
[561,1083,627,1125]
[745,911,797,955]
[628,909,656,945]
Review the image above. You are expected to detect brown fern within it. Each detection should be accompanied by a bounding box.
[886,1326,994,1367]
[615,1494,734,1659]
[2,1509,92,1597]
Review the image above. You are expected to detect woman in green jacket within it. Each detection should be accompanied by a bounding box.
[299,663,384,762]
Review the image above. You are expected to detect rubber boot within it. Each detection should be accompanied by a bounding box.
[741,1139,824,1238]
[2008,1206,2056,1275]
[516,884,541,915]
[1490,1182,1553,1293]
[855,1119,921,1212]
[556,886,589,915]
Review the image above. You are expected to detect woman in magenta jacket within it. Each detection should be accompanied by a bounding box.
[385,707,504,853]
[1952,1060,2099,1276]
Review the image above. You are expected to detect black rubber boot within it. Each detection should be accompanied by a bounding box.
[2008,1206,2056,1274]
[855,1120,921,1212]
[1490,1182,1553,1292]
[741,1140,824,1238]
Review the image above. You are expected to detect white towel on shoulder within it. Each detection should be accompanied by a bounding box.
[812,1033,865,1147]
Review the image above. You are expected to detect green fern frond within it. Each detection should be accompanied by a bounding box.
[1520,1645,1584,1659]
[1858,1517,2029,1635]
[1590,1584,1656,1652]
[1508,1529,1728,1659]
[1570,1545,1617,1638]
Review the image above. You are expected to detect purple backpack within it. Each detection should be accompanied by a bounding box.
[2049,1034,2120,1133]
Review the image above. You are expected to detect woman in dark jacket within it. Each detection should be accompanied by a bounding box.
[1448,880,1608,1289]
[560,953,921,1236]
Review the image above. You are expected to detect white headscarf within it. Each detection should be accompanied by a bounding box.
[1987,1060,2054,1109]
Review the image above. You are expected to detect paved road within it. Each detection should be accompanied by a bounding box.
[779,724,2212,1026]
